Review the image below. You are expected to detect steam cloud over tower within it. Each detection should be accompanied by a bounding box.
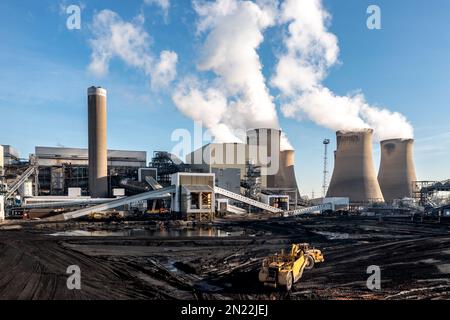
[327,129,384,203]
[88,86,108,198]
[378,139,417,202]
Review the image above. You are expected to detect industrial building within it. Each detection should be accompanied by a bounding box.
[186,132,302,209]
[34,146,147,196]
[186,143,248,195]
[2,145,21,165]
[2,85,448,224]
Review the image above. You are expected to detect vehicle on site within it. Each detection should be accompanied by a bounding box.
[258,243,324,291]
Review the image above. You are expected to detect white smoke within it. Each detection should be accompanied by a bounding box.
[88,10,177,90]
[272,0,414,141]
[172,0,294,150]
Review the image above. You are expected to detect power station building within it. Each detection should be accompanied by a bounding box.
[35,146,147,196]
[186,129,302,208]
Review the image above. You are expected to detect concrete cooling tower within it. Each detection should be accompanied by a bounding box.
[378,139,417,202]
[327,129,384,203]
[269,150,300,191]
[88,86,108,198]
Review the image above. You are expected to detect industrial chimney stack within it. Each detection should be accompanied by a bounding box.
[327,129,384,203]
[88,86,108,198]
[378,139,417,202]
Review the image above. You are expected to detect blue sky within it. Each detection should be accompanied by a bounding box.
[0,0,449,196]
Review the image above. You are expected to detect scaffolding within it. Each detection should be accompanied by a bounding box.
[242,160,261,201]
[413,180,450,207]
[149,151,190,187]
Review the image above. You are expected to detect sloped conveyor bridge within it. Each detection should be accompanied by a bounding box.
[51,186,175,221]
[214,187,283,214]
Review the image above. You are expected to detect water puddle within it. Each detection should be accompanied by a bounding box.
[314,231,350,240]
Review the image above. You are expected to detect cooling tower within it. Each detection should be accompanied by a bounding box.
[88,86,108,198]
[246,128,281,188]
[270,150,300,191]
[327,129,384,203]
[378,139,417,202]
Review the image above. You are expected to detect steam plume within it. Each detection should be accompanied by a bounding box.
[172,0,293,150]
[272,0,414,141]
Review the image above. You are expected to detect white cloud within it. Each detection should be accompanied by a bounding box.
[88,9,177,90]
[150,50,178,90]
[144,0,170,18]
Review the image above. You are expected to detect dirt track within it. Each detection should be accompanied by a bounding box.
[0,216,449,300]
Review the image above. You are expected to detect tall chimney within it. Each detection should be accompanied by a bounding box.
[88,86,108,198]
[378,139,417,202]
[327,129,384,203]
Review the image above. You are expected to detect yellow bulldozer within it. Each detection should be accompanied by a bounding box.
[258,243,324,291]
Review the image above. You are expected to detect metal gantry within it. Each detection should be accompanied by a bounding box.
[322,139,330,197]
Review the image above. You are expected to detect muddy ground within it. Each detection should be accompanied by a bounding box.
[0,215,449,300]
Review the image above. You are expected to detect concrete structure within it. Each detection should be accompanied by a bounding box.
[327,129,384,203]
[246,128,280,187]
[186,143,248,190]
[260,193,289,211]
[268,150,299,191]
[378,139,417,202]
[88,86,108,198]
[19,181,33,198]
[187,131,301,207]
[171,172,215,221]
[212,168,241,195]
[68,188,82,198]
